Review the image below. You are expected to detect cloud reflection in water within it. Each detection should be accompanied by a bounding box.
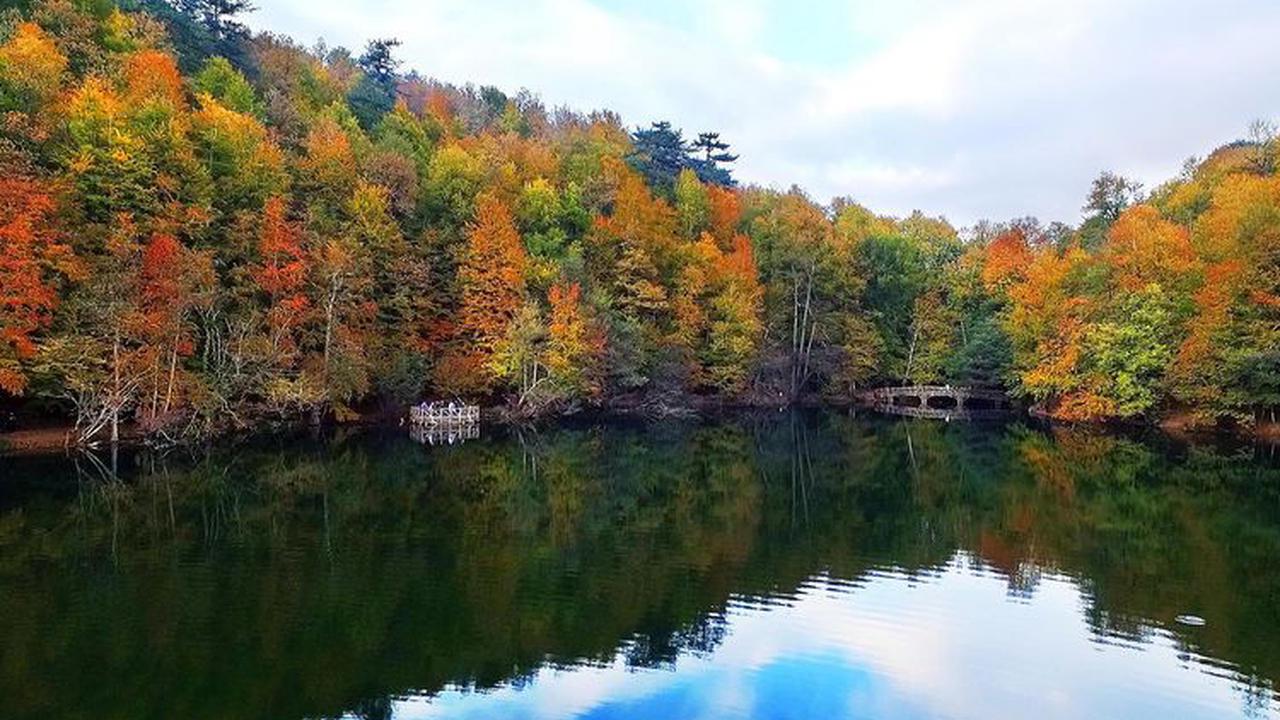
[394,552,1269,720]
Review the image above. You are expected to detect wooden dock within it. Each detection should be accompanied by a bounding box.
[409,402,480,444]
[409,402,480,427]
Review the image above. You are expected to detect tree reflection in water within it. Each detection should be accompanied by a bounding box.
[0,412,1277,719]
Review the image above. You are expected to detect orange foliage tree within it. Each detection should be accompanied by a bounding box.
[443,191,527,393]
[297,117,359,227]
[707,185,741,248]
[0,22,68,114]
[1171,175,1280,420]
[1103,204,1197,291]
[673,231,763,392]
[981,228,1034,292]
[592,171,677,322]
[997,243,1100,418]
[122,50,184,109]
[545,282,604,398]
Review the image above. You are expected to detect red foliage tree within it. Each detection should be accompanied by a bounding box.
[131,233,202,424]
[0,175,78,394]
[253,196,310,359]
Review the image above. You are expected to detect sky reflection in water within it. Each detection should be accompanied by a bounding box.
[400,555,1270,720]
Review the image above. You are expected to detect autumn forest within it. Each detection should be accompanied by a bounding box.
[1,0,1278,443]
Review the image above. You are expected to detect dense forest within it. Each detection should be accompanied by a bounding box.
[1,0,1277,442]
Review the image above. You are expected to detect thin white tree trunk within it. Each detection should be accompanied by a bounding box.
[111,332,120,445]
[163,329,179,414]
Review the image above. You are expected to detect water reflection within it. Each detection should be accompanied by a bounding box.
[409,423,480,446]
[403,557,1269,720]
[0,414,1277,719]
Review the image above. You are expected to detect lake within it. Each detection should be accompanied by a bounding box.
[2,412,1278,719]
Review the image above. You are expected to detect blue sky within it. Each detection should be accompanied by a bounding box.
[249,0,1280,228]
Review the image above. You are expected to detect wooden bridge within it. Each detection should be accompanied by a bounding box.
[860,385,1012,420]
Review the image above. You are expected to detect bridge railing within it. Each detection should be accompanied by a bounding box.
[861,385,1011,407]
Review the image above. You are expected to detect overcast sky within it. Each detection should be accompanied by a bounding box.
[249,0,1280,228]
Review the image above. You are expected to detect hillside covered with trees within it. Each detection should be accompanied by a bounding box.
[1,0,1277,441]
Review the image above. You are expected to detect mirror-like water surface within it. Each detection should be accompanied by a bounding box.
[2,413,1278,719]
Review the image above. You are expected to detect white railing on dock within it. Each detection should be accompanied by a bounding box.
[409,402,480,427]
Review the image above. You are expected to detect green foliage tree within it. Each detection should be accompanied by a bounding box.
[192,55,261,115]
[349,37,400,129]
[1083,284,1179,418]
[1079,171,1143,249]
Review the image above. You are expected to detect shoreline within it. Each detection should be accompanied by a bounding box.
[4,398,1278,457]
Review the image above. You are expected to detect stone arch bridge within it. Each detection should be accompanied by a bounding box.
[860,385,1013,420]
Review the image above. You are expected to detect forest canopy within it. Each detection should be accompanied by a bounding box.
[0,0,1277,441]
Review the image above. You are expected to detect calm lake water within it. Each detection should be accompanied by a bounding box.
[2,413,1278,720]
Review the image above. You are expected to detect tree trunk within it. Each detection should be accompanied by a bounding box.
[802,319,817,389]
[790,269,814,400]
[795,271,814,398]
[150,354,160,421]
[323,273,342,375]
[164,336,178,415]
[790,276,800,398]
[111,331,120,445]
[905,324,919,385]
[323,293,335,368]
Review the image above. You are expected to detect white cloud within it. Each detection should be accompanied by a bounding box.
[701,0,768,49]
[248,0,1280,227]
